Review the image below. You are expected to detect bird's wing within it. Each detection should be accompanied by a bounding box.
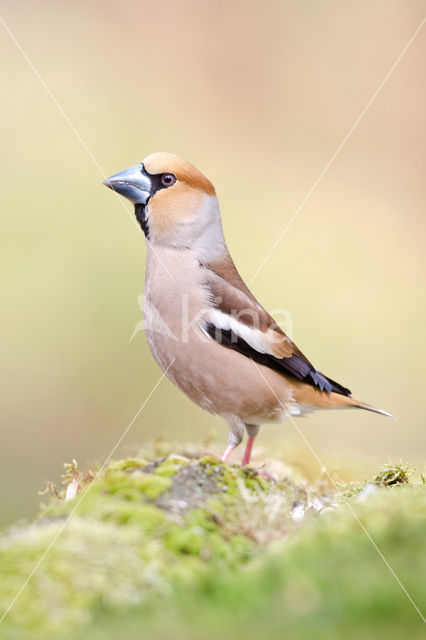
[200,269,351,396]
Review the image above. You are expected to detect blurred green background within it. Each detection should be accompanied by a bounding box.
[1,0,425,526]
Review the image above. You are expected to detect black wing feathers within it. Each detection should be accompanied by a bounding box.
[204,324,351,397]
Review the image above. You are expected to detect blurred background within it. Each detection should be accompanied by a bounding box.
[1,0,425,526]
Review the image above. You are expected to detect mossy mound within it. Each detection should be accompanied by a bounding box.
[0,450,425,640]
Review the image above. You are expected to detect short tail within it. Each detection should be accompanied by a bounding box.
[352,400,396,419]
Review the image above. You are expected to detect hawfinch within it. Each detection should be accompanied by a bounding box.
[104,153,392,466]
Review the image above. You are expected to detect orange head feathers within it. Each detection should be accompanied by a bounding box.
[104,152,225,261]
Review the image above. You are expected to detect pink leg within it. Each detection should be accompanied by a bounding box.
[222,418,244,463]
[221,444,236,463]
[241,435,256,466]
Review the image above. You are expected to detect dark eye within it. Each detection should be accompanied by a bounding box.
[161,173,176,187]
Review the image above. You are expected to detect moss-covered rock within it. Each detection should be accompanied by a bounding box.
[0,452,424,640]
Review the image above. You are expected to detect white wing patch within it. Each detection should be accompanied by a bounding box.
[203,308,272,355]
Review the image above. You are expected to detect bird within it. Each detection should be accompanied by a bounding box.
[103,152,393,467]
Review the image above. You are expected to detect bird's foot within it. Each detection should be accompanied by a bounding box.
[241,465,277,483]
[256,469,277,482]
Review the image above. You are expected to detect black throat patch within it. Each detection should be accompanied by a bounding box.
[134,203,150,239]
[133,165,176,239]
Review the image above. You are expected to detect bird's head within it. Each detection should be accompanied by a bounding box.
[104,152,225,261]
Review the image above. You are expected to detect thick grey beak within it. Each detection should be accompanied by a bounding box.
[103,163,152,204]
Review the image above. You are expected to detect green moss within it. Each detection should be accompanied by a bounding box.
[103,468,172,500]
[154,455,190,477]
[374,460,415,487]
[107,458,148,472]
[1,453,425,640]
[198,455,222,467]
[209,461,269,496]
[164,525,205,556]
[70,485,426,640]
